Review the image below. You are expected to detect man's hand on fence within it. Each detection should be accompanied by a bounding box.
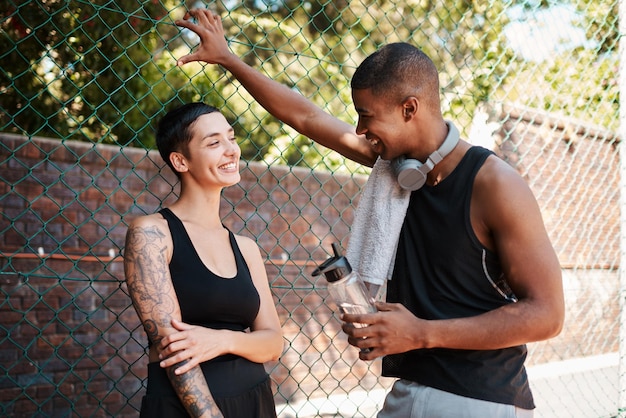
[175,9,233,67]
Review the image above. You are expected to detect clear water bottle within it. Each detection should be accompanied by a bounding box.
[312,242,377,328]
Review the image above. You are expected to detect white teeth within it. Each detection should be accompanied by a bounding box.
[220,163,236,169]
[370,139,379,146]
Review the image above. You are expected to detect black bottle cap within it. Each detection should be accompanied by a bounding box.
[312,242,352,282]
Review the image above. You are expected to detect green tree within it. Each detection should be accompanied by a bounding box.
[1,0,520,168]
[1,0,187,147]
[495,1,618,130]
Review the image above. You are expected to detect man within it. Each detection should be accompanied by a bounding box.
[174,9,564,417]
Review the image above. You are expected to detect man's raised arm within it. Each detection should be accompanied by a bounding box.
[175,8,376,167]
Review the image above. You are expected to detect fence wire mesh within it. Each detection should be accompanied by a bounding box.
[0,0,621,417]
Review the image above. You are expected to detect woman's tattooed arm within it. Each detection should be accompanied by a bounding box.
[168,363,223,417]
[124,219,223,417]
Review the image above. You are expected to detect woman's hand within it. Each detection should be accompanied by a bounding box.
[158,319,227,375]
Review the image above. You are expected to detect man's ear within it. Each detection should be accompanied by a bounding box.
[170,151,189,174]
[402,96,419,120]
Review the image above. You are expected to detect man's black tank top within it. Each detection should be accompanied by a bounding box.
[383,146,534,409]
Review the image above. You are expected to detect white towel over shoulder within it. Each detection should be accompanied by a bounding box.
[346,158,411,286]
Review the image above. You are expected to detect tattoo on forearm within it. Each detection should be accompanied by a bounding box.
[167,361,223,417]
[143,319,162,345]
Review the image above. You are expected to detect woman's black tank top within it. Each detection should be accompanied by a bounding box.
[142,209,272,414]
[159,208,260,332]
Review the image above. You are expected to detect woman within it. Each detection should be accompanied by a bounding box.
[124,103,283,418]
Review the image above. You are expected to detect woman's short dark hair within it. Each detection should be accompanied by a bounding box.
[156,102,220,176]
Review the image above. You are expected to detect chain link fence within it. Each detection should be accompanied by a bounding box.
[0,0,621,417]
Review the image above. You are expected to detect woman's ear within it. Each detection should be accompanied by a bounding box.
[170,151,189,174]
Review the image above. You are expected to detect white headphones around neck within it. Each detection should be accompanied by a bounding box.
[392,121,460,191]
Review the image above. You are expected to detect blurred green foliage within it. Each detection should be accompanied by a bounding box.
[0,0,618,171]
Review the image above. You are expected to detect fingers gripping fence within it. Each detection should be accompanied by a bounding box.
[0,0,622,417]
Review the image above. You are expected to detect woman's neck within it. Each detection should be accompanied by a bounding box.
[170,186,224,228]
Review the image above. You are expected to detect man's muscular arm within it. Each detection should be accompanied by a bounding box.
[175,8,377,167]
[124,217,223,417]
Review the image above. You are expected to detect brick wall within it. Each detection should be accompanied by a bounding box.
[495,104,620,269]
[0,132,378,416]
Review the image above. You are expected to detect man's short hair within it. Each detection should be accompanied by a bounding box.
[351,43,440,109]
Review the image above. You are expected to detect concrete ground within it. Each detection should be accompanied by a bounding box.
[276,353,620,418]
[529,353,619,418]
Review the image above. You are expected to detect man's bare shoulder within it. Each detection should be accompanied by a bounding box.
[476,153,530,192]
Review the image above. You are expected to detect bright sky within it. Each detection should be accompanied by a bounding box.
[504,3,595,62]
